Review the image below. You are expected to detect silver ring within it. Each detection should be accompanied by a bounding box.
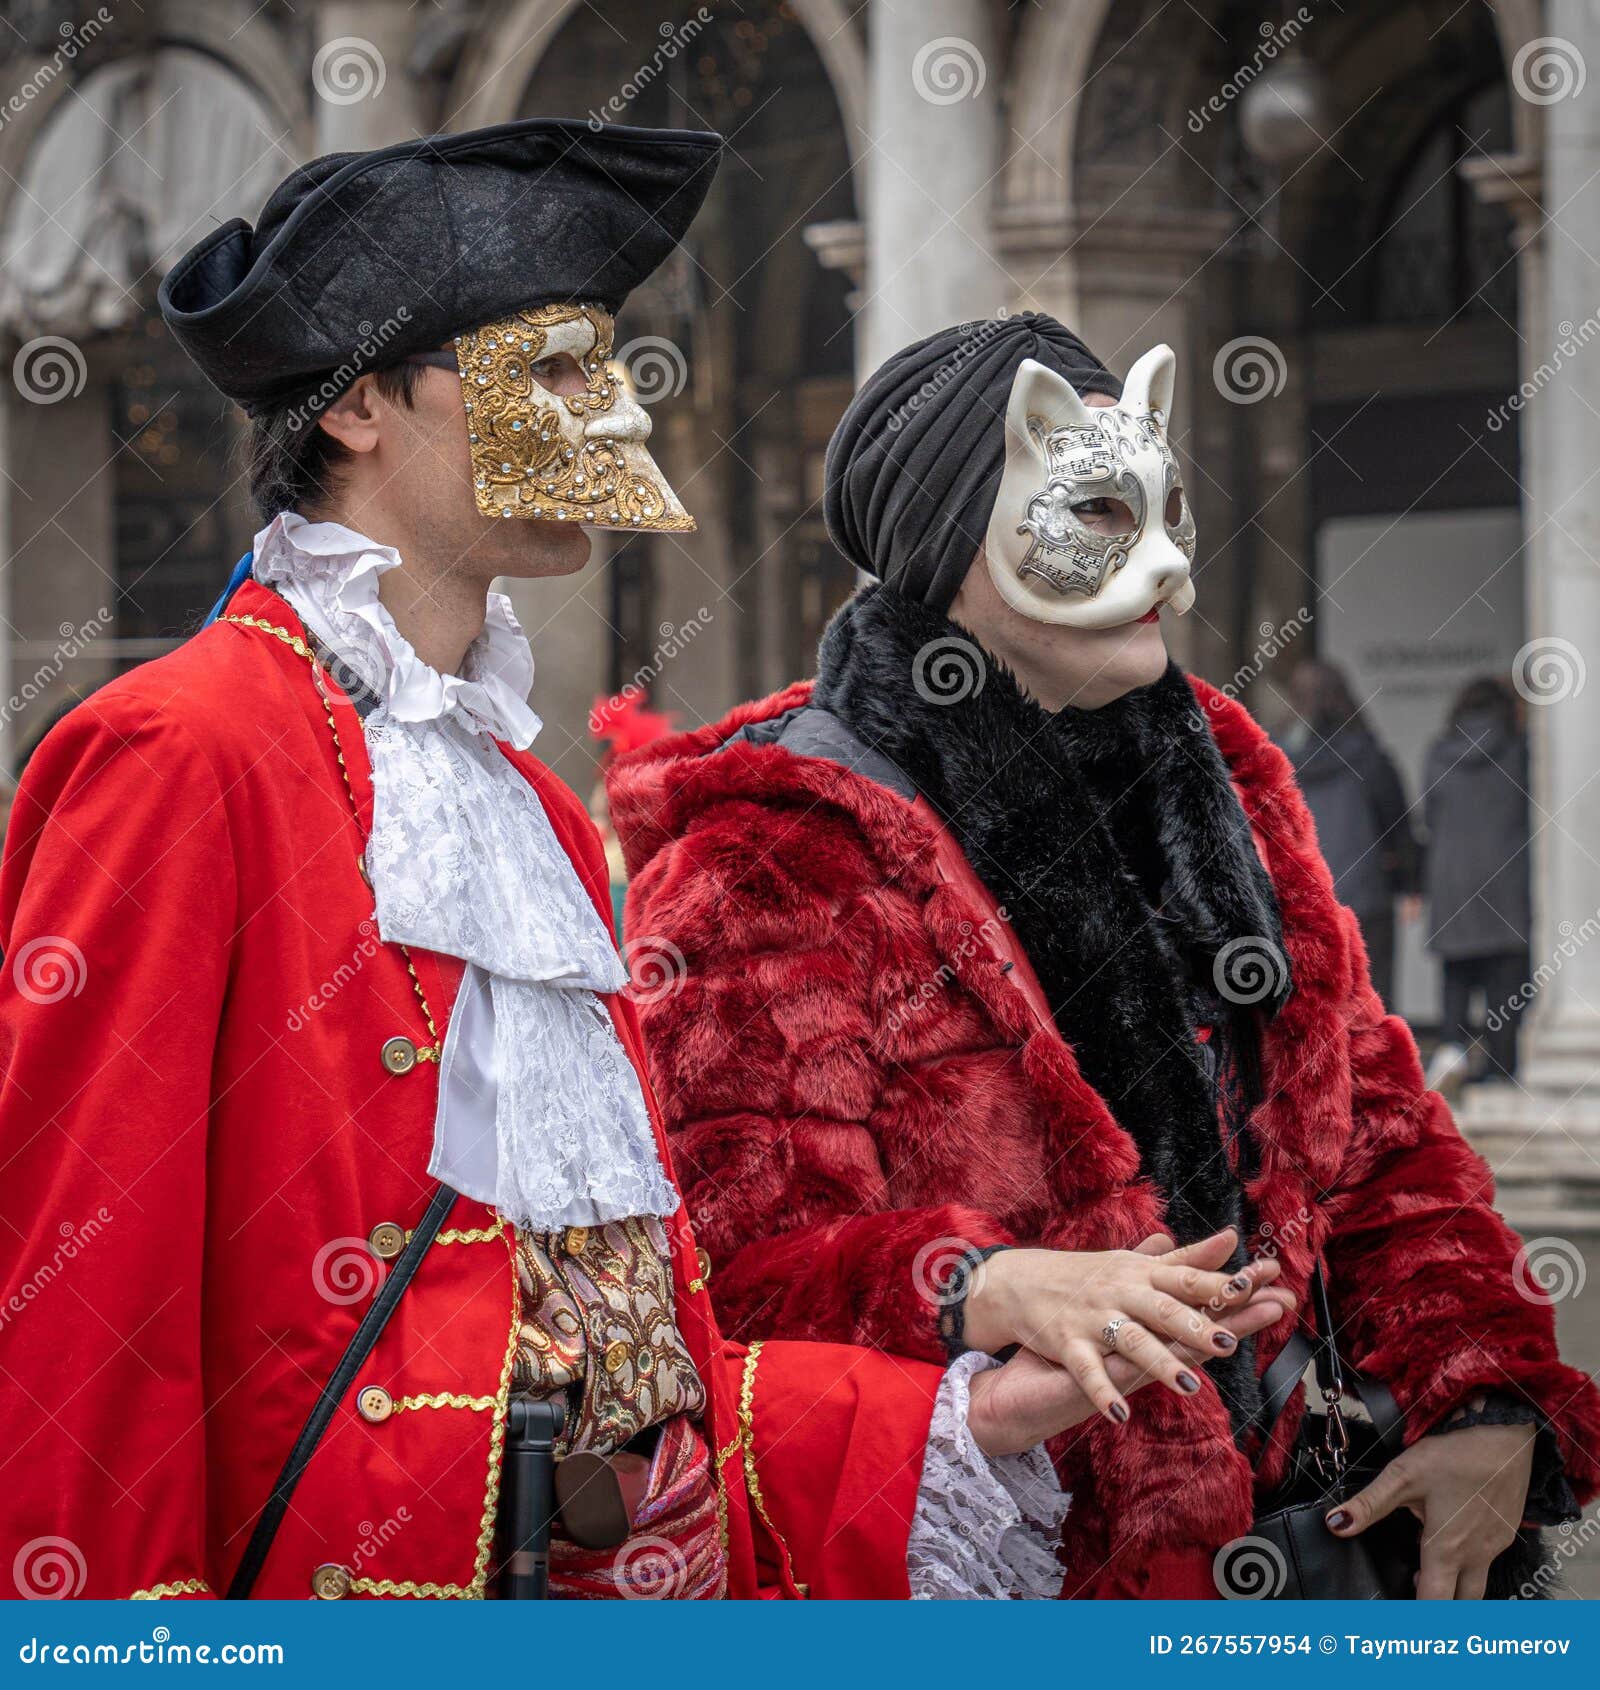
[1100,1317,1127,1353]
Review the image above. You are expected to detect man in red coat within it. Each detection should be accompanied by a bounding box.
[610,315,1600,1599]
[0,127,1293,1603]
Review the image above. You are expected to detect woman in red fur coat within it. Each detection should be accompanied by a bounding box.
[610,314,1600,1600]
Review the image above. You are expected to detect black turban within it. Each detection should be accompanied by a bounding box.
[823,312,1121,610]
[158,119,722,413]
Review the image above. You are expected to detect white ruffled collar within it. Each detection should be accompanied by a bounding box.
[252,511,542,750]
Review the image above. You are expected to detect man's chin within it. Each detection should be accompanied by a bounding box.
[486,522,593,579]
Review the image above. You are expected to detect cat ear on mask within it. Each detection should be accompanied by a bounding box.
[1119,343,1176,427]
[1003,356,1097,457]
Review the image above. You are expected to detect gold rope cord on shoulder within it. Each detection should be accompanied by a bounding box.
[219,614,440,1059]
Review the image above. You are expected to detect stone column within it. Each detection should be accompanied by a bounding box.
[860,0,1005,373]
[311,1,422,154]
[1458,1,1600,1230]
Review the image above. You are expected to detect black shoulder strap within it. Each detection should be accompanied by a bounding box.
[225,1182,459,1598]
[1254,1262,1404,1462]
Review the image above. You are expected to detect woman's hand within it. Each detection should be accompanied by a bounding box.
[966,1279,1294,1456]
[962,1228,1284,1425]
[1325,1418,1536,1599]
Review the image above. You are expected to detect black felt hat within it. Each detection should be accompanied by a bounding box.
[158,118,723,413]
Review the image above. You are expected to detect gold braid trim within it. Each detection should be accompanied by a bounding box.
[348,1576,473,1599]
[128,1578,210,1599]
[736,1342,803,1595]
[220,613,440,1059]
[464,1234,523,1598]
[392,1392,497,1413]
[428,1222,505,1246]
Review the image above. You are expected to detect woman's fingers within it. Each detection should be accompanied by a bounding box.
[1128,1287,1237,1357]
[1155,1228,1238,1270]
[1453,1562,1490,1602]
[1102,1316,1204,1397]
[1148,1261,1258,1312]
[1058,1337,1131,1425]
[1132,1232,1177,1257]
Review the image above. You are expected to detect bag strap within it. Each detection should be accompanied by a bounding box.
[1254,1261,1404,1464]
[225,1182,459,1598]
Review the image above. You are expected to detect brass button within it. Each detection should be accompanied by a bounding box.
[356,852,372,888]
[603,1340,629,1375]
[356,1384,394,1424]
[310,1563,351,1600]
[380,1035,418,1075]
[562,1226,589,1256]
[696,1248,712,1284]
[368,1221,406,1261]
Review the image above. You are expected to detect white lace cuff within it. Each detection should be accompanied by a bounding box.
[906,1351,1069,1600]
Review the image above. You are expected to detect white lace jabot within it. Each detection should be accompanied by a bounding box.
[254,513,677,1231]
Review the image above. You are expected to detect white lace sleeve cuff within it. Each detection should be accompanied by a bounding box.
[906,1351,1069,1600]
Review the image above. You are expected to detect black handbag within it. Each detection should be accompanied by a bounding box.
[1233,1263,1420,1600]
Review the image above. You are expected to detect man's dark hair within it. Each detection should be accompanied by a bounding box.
[244,363,421,521]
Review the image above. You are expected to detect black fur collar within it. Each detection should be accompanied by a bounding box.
[814,584,1291,1432]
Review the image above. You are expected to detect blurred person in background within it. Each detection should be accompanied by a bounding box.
[1421,676,1531,1093]
[1283,660,1420,1007]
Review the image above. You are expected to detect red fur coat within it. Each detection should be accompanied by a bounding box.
[610,672,1600,1597]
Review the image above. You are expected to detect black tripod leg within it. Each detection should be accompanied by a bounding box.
[500,1395,563,1599]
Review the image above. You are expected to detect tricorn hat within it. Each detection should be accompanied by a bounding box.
[158,118,723,414]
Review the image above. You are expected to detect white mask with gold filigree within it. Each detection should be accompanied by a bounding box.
[983,344,1197,628]
[456,303,694,532]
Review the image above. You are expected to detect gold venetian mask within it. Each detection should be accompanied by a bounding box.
[455,302,695,532]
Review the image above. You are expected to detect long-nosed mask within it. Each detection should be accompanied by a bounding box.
[982,344,1196,628]
[455,302,694,532]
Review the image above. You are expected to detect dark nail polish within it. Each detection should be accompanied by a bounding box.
[1108,1401,1129,1425]
[1176,1371,1201,1394]
[1326,1510,1351,1532]
[1227,1275,1250,1294]
[1214,1332,1237,1352]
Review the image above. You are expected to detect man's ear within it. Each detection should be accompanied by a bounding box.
[315,374,384,456]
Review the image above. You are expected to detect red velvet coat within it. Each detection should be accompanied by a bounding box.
[0,583,943,1601]
[611,675,1600,1597]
